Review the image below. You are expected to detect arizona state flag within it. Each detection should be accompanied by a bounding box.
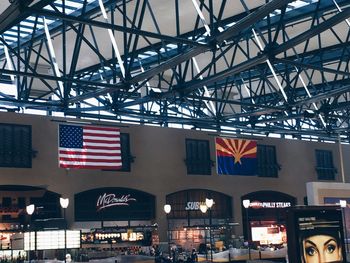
[216,137,257,175]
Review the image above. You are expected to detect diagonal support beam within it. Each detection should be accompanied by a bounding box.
[274,58,350,77]
[68,0,296,104]
[32,8,207,49]
[0,0,32,34]
[129,0,296,84]
[292,84,350,108]
[273,6,350,54]
[0,0,56,34]
[152,6,350,103]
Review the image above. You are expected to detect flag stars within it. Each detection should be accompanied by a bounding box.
[59,125,83,148]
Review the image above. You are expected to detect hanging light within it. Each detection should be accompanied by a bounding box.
[60,197,69,209]
[205,198,214,209]
[340,200,347,208]
[242,199,250,209]
[200,204,208,213]
[164,204,172,214]
[26,204,35,215]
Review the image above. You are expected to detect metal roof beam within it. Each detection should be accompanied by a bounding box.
[273,6,350,54]
[162,6,350,100]
[130,0,296,84]
[0,0,56,34]
[0,0,32,34]
[274,58,350,77]
[68,0,295,104]
[32,8,208,48]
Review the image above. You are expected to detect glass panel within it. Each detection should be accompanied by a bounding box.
[185,139,211,175]
[257,145,278,177]
[315,150,336,180]
[0,124,31,168]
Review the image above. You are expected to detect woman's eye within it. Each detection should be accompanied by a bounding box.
[306,247,317,256]
[326,244,336,254]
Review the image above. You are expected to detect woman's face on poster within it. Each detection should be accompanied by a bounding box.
[302,234,342,263]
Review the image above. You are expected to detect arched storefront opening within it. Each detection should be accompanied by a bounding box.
[75,187,156,253]
[0,185,64,261]
[166,189,232,252]
[0,185,62,231]
[241,191,296,247]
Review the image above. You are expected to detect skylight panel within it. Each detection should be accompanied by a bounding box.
[43,5,56,11]
[144,51,157,56]
[45,3,79,14]
[25,16,44,24]
[0,83,16,98]
[65,0,85,9]
[56,0,83,9]
[16,26,33,33]
[269,0,318,18]
[166,44,177,49]
[3,36,17,41]
[4,31,28,38]
[20,21,43,29]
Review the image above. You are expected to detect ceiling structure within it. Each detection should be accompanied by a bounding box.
[0,0,350,142]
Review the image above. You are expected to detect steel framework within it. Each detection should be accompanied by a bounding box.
[0,0,350,141]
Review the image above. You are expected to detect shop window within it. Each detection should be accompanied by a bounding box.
[0,123,32,168]
[17,197,25,209]
[185,139,211,175]
[30,191,61,219]
[18,197,26,224]
[257,145,279,177]
[315,149,336,180]
[2,215,12,222]
[2,197,11,207]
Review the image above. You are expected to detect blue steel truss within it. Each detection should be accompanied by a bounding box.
[0,0,350,142]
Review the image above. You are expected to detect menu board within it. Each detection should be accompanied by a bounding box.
[286,206,346,263]
[24,230,81,250]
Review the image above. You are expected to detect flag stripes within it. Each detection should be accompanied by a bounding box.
[59,124,122,170]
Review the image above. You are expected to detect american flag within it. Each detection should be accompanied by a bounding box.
[58,124,122,169]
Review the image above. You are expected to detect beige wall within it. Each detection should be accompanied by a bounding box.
[1,112,350,241]
[306,182,350,205]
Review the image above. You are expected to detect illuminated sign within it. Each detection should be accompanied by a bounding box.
[286,206,346,263]
[96,193,137,211]
[24,230,80,250]
[249,201,291,209]
[251,226,286,245]
[185,201,205,210]
[75,187,155,221]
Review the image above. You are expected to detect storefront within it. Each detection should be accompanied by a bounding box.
[165,189,232,252]
[0,185,62,231]
[0,185,65,261]
[74,187,156,254]
[241,191,296,247]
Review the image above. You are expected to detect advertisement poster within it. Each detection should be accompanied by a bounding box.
[287,206,346,263]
